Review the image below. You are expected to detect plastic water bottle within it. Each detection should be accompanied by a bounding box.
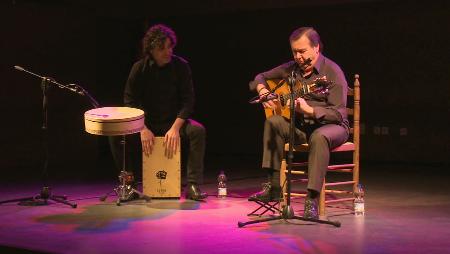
[354,183,365,216]
[217,170,227,198]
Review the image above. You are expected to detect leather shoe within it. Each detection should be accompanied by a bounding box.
[185,184,207,201]
[248,182,281,202]
[303,197,319,219]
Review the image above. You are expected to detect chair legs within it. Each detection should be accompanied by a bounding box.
[280,161,337,217]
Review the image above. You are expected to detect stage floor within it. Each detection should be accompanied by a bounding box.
[0,163,449,254]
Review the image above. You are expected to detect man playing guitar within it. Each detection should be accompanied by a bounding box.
[248,27,350,219]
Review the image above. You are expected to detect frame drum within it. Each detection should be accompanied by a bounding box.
[84,107,144,136]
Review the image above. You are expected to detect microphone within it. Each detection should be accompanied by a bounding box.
[287,58,312,85]
[249,93,278,104]
[67,83,85,95]
[13,65,90,99]
[300,58,312,70]
[14,65,25,71]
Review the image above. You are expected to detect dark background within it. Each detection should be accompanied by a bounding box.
[1,0,449,183]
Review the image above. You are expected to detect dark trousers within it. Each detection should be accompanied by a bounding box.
[262,115,348,192]
[179,119,206,184]
[109,119,206,185]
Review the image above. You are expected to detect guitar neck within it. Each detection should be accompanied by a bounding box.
[280,79,330,103]
[280,86,305,104]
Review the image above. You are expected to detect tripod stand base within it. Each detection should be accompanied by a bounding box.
[238,215,340,228]
[0,187,77,208]
[100,171,151,206]
[238,205,340,228]
[19,199,48,206]
[100,187,151,206]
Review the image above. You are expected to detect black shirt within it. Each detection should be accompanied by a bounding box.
[124,55,195,133]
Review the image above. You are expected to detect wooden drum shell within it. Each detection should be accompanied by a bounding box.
[84,107,144,136]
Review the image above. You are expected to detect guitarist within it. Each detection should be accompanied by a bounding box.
[248,27,349,219]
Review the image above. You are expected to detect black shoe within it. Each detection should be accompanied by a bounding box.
[303,197,319,219]
[248,183,281,202]
[185,184,207,201]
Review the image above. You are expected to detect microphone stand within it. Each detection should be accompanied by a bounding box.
[238,71,340,228]
[0,66,98,208]
[13,66,99,108]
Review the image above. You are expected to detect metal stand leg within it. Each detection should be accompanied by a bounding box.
[100,135,151,205]
[0,187,77,208]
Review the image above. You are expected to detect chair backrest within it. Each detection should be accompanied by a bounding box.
[347,74,361,190]
[347,74,360,139]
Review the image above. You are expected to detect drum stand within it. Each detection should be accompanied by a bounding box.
[0,76,77,208]
[100,135,151,206]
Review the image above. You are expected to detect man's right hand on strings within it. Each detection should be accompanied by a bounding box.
[257,84,278,110]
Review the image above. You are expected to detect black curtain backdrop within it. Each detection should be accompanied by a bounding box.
[1,0,449,182]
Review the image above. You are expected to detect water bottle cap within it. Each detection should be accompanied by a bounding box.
[218,170,227,182]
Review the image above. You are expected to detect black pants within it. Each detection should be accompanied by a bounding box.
[262,115,348,192]
[109,119,206,185]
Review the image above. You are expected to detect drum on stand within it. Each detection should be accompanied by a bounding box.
[84,107,144,136]
[84,107,150,205]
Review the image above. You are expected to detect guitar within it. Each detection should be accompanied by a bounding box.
[263,77,331,119]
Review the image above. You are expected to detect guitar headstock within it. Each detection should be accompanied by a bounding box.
[307,76,332,95]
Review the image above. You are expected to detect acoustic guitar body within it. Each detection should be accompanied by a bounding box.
[262,77,330,120]
[264,79,292,120]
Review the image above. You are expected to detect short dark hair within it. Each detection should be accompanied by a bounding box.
[141,24,177,57]
[289,27,323,52]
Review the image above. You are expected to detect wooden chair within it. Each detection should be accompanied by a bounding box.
[280,74,361,217]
